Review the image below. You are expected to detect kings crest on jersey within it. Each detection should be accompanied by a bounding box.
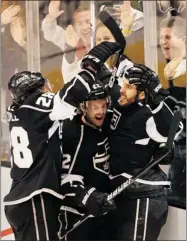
[93,137,110,174]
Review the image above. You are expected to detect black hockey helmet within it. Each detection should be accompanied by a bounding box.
[84,80,109,102]
[8,71,47,104]
[81,80,110,128]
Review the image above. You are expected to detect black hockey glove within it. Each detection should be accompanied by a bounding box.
[125,64,169,104]
[81,41,121,74]
[79,187,116,217]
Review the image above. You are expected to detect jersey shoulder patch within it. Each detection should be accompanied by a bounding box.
[21,92,55,112]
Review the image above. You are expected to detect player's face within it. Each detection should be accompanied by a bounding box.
[73,10,91,46]
[86,99,108,127]
[96,26,115,45]
[119,79,138,106]
[160,27,185,60]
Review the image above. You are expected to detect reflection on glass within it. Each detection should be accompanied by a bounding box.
[1,1,27,84]
[160,15,186,79]
[2,2,27,50]
[95,21,116,45]
[99,1,144,37]
[157,0,171,14]
[120,1,144,37]
[158,10,186,209]
[0,137,10,163]
[41,1,92,85]
[99,1,144,64]
[95,21,116,70]
[1,1,28,164]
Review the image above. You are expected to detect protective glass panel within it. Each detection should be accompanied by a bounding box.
[1,1,28,166]
[157,0,186,209]
[39,1,94,90]
[95,1,144,64]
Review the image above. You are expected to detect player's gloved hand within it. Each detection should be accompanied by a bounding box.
[125,64,169,104]
[81,41,121,75]
[79,187,116,217]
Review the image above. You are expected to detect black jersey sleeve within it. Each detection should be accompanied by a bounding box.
[49,70,96,121]
[9,92,57,132]
[135,106,168,144]
[59,116,112,215]
[151,101,183,143]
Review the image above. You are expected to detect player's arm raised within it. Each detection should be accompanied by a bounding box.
[50,41,121,121]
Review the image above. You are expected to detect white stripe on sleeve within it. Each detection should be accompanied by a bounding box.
[146,117,167,143]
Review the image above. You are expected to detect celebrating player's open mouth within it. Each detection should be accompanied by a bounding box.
[94,114,105,126]
[80,89,108,129]
[87,99,108,128]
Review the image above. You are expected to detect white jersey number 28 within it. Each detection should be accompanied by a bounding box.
[10,127,33,168]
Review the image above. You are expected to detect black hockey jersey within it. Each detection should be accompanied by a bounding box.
[151,101,183,147]
[165,86,186,141]
[108,103,171,198]
[60,114,111,211]
[4,70,96,205]
[4,92,64,205]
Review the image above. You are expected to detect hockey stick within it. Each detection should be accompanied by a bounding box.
[99,11,126,89]
[99,11,126,51]
[59,111,182,240]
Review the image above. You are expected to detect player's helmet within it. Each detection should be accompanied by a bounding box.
[8,71,46,104]
[84,80,109,102]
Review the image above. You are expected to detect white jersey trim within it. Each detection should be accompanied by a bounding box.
[48,120,59,139]
[68,125,84,174]
[133,198,140,240]
[146,117,167,143]
[20,105,52,112]
[60,206,85,216]
[151,101,164,114]
[4,188,65,206]
[97,137,108,145]
[135,138,150,145]
[143,198,149,240]
[31,197,40,240]
[61,174,84,186]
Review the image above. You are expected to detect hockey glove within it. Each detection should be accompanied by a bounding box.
[79,187,116,217]
[125,64,169,104]
[81,41,121,74]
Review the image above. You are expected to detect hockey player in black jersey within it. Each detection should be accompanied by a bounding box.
[106,64,180,241]
[164,81,186,208]
[78,42,183,240]
[4,71,80,240]
[58,81,116,241]
[4,67,119,240]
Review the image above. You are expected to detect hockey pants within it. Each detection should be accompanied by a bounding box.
[5,193,61,241]
[58,209,111,241]
[107,195,168,241]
